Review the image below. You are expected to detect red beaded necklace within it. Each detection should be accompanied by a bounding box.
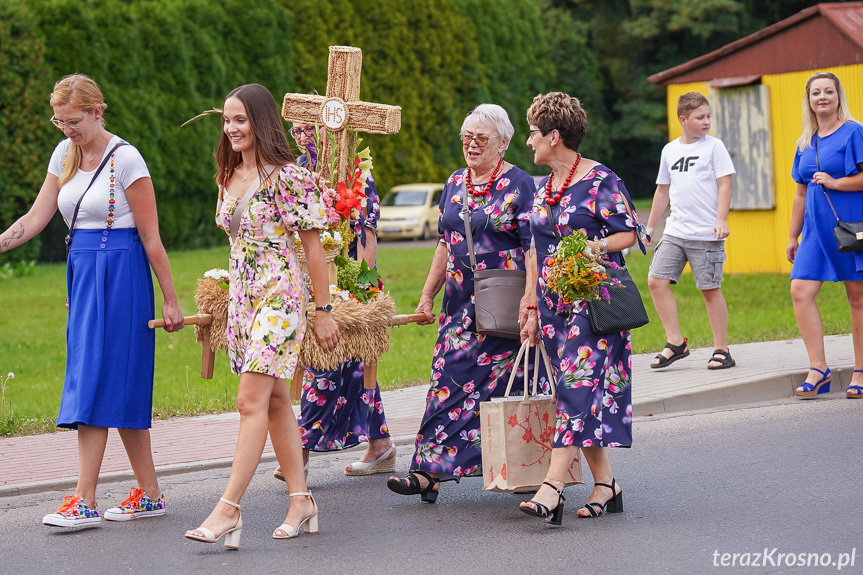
[545,153,581,206]
[465,158,504,197]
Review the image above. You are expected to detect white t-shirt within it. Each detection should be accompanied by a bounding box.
[656,135,735,241]
[49,135,150,229]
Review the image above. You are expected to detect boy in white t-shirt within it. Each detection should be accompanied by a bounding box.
[645,92,736,370]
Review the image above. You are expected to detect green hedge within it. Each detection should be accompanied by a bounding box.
[0,0,557,263]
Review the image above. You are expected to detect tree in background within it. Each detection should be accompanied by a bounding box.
[0,0,850,263]
[539,0,859,196]
[0,0,53,263]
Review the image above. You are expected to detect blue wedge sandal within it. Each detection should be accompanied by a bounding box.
[794,367,831,398]
[847,370,863,399]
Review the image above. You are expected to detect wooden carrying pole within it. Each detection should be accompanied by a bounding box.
[152,311,429,398]
[149,314,215,379]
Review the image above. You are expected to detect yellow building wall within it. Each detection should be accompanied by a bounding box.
[662,64,863,274]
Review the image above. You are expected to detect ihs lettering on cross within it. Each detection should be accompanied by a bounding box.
[281,45,401,185]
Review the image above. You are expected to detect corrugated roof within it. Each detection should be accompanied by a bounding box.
[649,2,863,86]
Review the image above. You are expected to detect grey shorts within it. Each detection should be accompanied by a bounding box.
[648,235,726,290]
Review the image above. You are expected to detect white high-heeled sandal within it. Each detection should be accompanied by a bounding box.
[185,497,242,549]
[272,492,318,539]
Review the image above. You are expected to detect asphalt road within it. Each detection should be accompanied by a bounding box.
[2,396,860,575]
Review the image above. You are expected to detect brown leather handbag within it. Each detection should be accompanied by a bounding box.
[461,181,526,340]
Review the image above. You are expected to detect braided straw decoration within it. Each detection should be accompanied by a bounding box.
[193,278,400,371]
[194,278,229,352]
[294,240,342,268]
[302,292,396,370]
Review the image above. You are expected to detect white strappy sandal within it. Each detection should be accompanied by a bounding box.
[272,492,318,539]
[185,497,242,549]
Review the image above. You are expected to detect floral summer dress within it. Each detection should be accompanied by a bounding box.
[216,163,327,379]
[531,166,634,449]
[408,166,540,478]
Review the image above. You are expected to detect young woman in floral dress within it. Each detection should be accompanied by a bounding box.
[185,84,339,549]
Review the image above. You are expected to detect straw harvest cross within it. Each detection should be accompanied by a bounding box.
[281,45,401,184]
[151,45,427,398]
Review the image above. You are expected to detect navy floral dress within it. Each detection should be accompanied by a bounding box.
[409,166,538,478]
[531,166,634,449]
[298,177,390,451]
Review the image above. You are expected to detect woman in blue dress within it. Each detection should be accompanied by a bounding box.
[0,74,185,527]
[386,104,537,502]
[787,72,863,400]
[520,92,636,526]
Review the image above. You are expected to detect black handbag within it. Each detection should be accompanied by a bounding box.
[814,136,863,252]
[587,265,650,335]
[461,178,525,340]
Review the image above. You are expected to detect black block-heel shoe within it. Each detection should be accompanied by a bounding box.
[519,481,565,526]
[387,471,456,504]
[578,478,623,518]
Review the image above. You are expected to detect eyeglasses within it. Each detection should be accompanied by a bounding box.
[460,133,498,147]
[50,110,90,130]
[527,129,543,138]
[290,126,316,138]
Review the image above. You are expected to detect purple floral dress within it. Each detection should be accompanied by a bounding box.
[216,164,327,379]
[409,166,537,478]
[298,177,390,451]
[531,166,634,449]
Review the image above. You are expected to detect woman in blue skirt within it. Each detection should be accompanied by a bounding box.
[788,72,863,400]
[0,74,184,527]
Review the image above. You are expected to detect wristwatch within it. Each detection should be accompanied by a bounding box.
[315,304,333,312]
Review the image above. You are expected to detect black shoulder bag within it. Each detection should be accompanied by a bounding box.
[814,136,863,252]
[64,142,128,259]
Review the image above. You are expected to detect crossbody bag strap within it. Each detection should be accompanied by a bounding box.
[230,164,276,242]
[460,174,478,271]
[64,141,128,257]
[814,136,841,223]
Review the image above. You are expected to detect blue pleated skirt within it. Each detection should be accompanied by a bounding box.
[58,228,155,429]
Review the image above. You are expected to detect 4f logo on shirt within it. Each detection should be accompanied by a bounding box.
[671,156,699,172]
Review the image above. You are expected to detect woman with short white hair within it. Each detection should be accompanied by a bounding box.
[387,103,536,503]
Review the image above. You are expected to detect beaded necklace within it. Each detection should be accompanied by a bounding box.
[107,151,122,228]
[544,153,581,206]
[465,157,503,197]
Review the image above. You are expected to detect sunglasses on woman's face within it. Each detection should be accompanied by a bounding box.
[460,133,498,147]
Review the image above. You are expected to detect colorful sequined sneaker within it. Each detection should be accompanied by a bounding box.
[104,487,166,521]
[42,495,102,527]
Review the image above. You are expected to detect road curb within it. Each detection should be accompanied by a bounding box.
[633,367,855,416]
